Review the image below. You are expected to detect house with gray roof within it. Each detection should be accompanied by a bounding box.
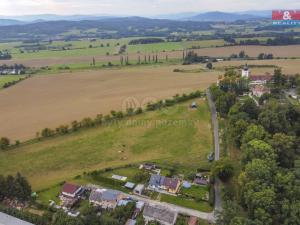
[148,174,181,194]
[0,212,34,225]
[143,204,177,225]
[89,188,124,209]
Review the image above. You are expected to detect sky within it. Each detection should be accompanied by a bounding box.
[1,0,300,16]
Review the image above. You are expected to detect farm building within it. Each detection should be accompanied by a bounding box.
[143,204,177,225]
[89,189,124,209]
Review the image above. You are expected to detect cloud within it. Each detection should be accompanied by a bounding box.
[1,0,300,16]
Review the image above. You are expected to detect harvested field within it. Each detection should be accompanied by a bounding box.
[0,100,212,190]
[215,59,300,74]
[0,64,219,141]
[6,45,300,67]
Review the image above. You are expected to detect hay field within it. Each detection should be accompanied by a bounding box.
[0,64,218,141]
[214,59,300,74]
[6,45,300,68]
[0,100,212,191]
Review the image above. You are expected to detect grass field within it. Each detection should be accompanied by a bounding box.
[0,75,26,88]
[5,44,300,68]
[0,64,219,141]
[0,99,212,191]
[160,193,212,212]
[1,39,227,61]
[181,185,209,200]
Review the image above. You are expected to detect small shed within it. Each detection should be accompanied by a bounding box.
[134,184,145,195]
[124,182,135,189]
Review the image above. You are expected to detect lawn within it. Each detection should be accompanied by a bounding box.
[0,75,26,88]
[0,99,213,191]
[37,184,61,205]
[160,194,212,212]
[181,185,209,200]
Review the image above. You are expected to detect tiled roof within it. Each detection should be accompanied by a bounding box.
[250,74,272,81]
[89,189,122,202]
[143,204,177,224]
[62,183,80,195]
[149,174,164,187]
[163,177,179,190]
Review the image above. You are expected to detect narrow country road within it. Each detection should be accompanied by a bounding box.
[206,89,222,213]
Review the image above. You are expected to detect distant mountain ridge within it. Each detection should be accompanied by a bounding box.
[184,11,268,22]
[0,10,272,23]
[0,19,25,26]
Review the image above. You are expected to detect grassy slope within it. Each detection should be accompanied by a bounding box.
[0,75,26,88]
[0,99,212,191]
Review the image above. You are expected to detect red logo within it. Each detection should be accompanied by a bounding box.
[272,10,300,20]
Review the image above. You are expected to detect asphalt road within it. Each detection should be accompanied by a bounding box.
[206,89,222,212]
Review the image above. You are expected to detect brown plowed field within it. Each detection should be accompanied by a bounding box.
[0,65,219,141]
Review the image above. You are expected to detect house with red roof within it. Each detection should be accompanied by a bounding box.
[60,183,83,208]
[162,177,181,194]
[249,73,273,86]
[61,183,83,198]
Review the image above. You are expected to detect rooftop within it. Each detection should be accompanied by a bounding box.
[143,204,177,225]
[89,189,122,202]
[62,183,80,195]
[163,177,180,190]
[0,212,34,225]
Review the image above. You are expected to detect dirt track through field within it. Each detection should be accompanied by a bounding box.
[0,65,219,141]
[5,45,300,67]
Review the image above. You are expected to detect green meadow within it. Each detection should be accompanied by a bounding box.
[0,100,212,191]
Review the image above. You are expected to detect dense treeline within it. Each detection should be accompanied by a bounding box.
[0,205,49,225]
[239,36,300,46]
[183,51,211,65]
[211,69,300,225]
[0,64,25,70]
[128,38,165,45]
[0,173,31,202]
[0,51,12,60]
[2,76,30,88]
[266,36,300,46]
